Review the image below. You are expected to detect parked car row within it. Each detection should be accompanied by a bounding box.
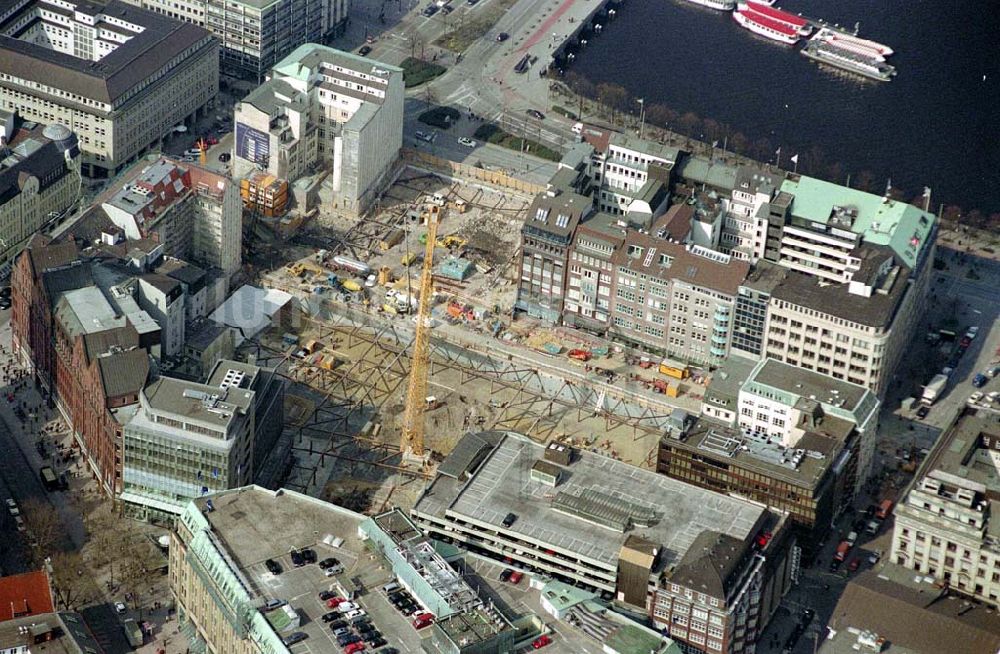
[323,590,394,652]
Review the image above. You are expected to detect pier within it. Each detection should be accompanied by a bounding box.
[517,0,623,75]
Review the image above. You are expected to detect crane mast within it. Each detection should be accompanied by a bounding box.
[400,204,441,459]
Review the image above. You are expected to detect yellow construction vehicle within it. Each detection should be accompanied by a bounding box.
[436,234,467,249]
[401,252,419,267]
[401,205,442,459]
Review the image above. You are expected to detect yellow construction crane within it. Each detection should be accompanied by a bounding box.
[400,204,441,459]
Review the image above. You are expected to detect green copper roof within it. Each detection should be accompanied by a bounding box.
[780,175,936,270]
[273,43,402,83]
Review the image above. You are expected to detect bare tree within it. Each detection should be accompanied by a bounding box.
[678,112,701,138]
[854,169,875,192]
[20,498,63,565]
[645,104,677,132]
[85,503,121,589]
[49,550,89,610]
[729,131,749,155]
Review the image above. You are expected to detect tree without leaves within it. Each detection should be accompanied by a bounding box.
[645,104,677,132]
[678,112,700,137]
[19,498,64,565]
[854,170,875,192]
[49,550,89,611]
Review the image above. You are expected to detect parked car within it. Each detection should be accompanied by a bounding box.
[508,571,523,584]
[218,152,231,162]
[457,137,476,147]
[526,109,545,120]
[973,374,988,388]
[916,405,930,419]
[359,45,372,56]
[422,4,438,15]
[319,590,336,601]
[322,611,340,622]
[501,512,517,528]
[532,635,552,649]
[368,636,387,648]
[336,602,359,613]
[344,609,367,620]
[868,550,882,564]
[319,557,339,569]
[325,563,345,576]
[290,550,305,566]
[499,569,513,582]
[265,559,282,575]
[496,32,509,42]
[282,632,308,646]
[261,599,285,611]
[115,602,127,614]
[301,549,317,564]
[413,612,435,629]
[327,597,346,608]
[848,558,861,572]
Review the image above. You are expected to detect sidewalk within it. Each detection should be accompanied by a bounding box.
[0,319,180,654]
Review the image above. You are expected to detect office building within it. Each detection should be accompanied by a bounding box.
[0,570,55,622]
[0,114,82,270]
[11,231,234,496]
[821,563,1000,654]
[891,407,1000,609]
[516,184,593,322]
[96,157,242,278]
[0,611,103,653]
[233,44,403,216]
[122,373,255,521]
[123,0,349,80]
[579,127,677,218]
[659,411,858,555]
[204,358,284,476]
[413,431,796,654]
[0,0,218,177]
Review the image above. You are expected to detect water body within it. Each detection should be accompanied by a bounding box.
[571,0,1000,212]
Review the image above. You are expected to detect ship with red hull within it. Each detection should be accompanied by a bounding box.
[732,7,800,45]
[738,1,811,35]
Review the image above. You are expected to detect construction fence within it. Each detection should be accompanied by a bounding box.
[401,149,545,196]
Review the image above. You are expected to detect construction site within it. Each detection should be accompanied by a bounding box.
[245,167,707,516]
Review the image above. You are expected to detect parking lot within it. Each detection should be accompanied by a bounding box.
[245,546,428,654]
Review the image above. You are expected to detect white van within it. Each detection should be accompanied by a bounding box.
[571,122,584,135]
[382,581,401,595]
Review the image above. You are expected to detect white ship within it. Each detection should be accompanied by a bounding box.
[681,0,736,11]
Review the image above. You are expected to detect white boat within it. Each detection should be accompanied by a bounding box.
[681,0,736,10]
[732,9,799,45]
[802,38,896,81]
[820,28,894,56]
[818,29,886,61]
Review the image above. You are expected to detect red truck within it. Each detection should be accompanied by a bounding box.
[875,499,894,520]
[834,540,851,562]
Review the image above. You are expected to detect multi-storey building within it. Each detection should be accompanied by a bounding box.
[660,414,857,557]
[563,212,624,334]
[737,358,879,495]
[204,359,284,477]
[609,233,749,364]
[0,114,81,270]
[581,129,677,218]
[170,486,366,654]
[97,157,242,278]
[122,372,255,521]
[891,407,1000,609]
[233,44,403,216]
[515,185,593,322]
[11,232,229,497]
[717,167,789,262]
[762,250,920,397]
[413,431,796,654]
[730,261,784,360]
[822,563,1000,654]
[124,0,349,80]
[0,0,218,177]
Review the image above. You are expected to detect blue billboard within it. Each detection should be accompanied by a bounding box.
[235,123,270,164]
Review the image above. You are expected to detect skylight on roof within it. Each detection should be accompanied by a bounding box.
[555,213,570,228]
[535,207,550,223]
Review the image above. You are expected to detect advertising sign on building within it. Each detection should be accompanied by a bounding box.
[236,123,269,165]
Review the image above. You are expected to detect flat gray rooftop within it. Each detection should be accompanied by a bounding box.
[747,358,871,413]
[196,487,367,569]
[417,432,763,569]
